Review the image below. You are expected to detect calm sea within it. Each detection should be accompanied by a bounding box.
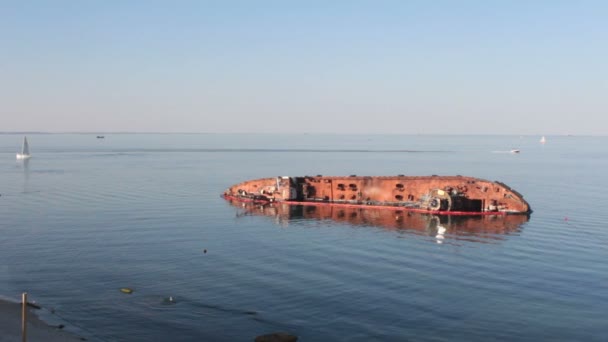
[1,134,607,341]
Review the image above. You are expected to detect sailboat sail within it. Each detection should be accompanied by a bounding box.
[22,137,30,155]
[16,136,31,159]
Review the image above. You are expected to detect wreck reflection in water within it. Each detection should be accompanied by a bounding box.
[226,200,529,243]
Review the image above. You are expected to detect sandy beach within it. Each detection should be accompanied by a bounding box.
[0,298,84,342]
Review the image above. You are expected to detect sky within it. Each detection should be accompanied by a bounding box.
[1,1,607,134]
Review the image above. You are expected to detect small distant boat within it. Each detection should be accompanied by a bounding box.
[16,136,31,160]
[510,149,520,154]
[540,136,546,144]
[96,135,105,139]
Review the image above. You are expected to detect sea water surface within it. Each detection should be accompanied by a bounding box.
[0,134,607,341]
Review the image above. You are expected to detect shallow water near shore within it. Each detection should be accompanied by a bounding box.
[1,133,607,341]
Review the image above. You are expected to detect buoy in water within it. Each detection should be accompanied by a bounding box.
[120,288,134,294]
[162,296,176,305]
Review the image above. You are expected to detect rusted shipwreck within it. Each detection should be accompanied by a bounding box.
[222,175,531,215]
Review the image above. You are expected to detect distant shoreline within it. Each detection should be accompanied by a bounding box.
[0,132,602,136]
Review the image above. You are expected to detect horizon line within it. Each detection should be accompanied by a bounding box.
[0,131,599,137]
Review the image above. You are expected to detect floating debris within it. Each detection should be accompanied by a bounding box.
[120,288,134,294]
[162,296,177,305]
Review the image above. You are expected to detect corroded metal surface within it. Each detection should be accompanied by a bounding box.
[223,175,531,215]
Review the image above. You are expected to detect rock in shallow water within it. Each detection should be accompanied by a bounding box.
[254,332,298,342]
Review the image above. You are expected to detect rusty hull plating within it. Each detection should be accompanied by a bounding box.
[222,175,532,215]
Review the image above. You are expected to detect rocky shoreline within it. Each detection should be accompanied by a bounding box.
[1,296,299,341]
[0,298,84,342]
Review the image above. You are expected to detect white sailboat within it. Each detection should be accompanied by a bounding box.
[16,136,32,160]
[540,136,546,144]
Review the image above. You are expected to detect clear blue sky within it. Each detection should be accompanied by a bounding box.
[1,1,606,134]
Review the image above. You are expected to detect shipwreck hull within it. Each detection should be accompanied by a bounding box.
[222,175,531,215]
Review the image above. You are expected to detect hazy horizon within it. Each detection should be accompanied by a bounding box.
[2,1,607,135]
[0,130,602,136]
